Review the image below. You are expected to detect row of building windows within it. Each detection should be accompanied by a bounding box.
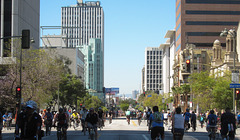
[147,56,162,59]
[147,51,162,55]
[186,10,240,15]
[147,70,161,73]
[186,0,240,4]
[147,80,162,83]
[191,43,226,47]
[186,32,221,36]
[147,75,162,78]
[146,84,162,89]
[186,21,239,25]
[147,65,162,69]
[147,61,162,64]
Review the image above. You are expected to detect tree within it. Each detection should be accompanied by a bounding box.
[120,103,129,111]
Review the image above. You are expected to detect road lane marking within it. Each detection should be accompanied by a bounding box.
[131,120,137,126]
[142,134,149,140]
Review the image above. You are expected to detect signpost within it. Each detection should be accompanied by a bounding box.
[147,95,152,97]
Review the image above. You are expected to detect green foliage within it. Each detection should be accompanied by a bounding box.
[189,71,232,111]
[120,103,129,111]
[102,106,108,112]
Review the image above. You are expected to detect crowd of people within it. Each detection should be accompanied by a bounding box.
[128,106,237,140]
[0,101,239,140]
[0,100,117,140]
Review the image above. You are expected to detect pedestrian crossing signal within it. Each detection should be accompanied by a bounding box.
[16,87,21,98]
[236,89,240,100]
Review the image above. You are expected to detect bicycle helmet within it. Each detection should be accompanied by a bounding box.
[25,100,37,110]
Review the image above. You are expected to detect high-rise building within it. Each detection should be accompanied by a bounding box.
[79,38,103,98]
[132,90,139,100]
[144,47,163,93]
[176,0,240,53]
[0,0,40,58]
[61,1,104,48]
[159,30,175,94]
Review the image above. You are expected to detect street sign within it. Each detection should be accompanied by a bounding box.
[147,95,152,97]
[230,83,240,88]
[232,71,239,83]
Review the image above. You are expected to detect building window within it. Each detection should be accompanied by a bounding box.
[186,10,240,15]
[186,21,239,26]
[186,32,221,36]
[186,0,240,4]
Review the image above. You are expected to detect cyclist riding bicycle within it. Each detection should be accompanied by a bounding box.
[137,111,143,125]
[126,110,131,125]
[80,106,88,133]
[85,108,98,139]
[172,107,184,140]
[149,106,164,140]
[43,108,53,136]
[191,111,196,132]
[71,110,80,128]
[206,110,217,138]
[183,108,191,131]
[97,107,104,127]
[221,107,236,140]
[54,108,68,140]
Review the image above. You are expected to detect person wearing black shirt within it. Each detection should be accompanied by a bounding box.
[97,107,104,127]
[191,111,196,131]
[85,108,98,139]
[221,107,236,140]
[15,100,42,140]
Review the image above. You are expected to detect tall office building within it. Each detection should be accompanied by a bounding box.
[144,47,163,93]
[176,0,240,53]
[79,38,103,98]
[0,0,40,58]
[61,1,104,48]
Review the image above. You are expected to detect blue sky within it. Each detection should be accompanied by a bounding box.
[40,0,175,95]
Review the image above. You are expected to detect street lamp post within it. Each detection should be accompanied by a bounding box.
[220,28,237,114]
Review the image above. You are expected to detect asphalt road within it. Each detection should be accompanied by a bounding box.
[2,117,240,140]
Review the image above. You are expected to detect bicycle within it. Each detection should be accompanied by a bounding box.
[208,125,217,140]
[89,126,96,140]
[98,118,103,131]
[138,117,142,126]
[45,120,52,136]
[109,116,112,124]
[73,119,79,130]
[57,126,66,140]
[173,132,183,140]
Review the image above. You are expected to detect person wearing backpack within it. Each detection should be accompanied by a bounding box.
[200,114,205,128]
[206,110,217,133]
[149,106,164,140]
[43,108,53,136]
[221,107,236,140]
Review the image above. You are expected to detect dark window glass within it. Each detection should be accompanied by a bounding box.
[186,0,240,4]
[3,0,12,57]
[186,32,221,36]
[186,10,240,15]
[186,21,238,25]
[191,43,226,47]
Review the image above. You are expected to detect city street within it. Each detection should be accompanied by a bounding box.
[2,117,240,140]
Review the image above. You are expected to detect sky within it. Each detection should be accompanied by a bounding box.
[40,0,175,95]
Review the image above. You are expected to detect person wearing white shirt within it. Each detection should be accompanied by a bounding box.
[172,107,185,140]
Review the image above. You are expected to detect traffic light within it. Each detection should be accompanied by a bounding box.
[236,89,240,100]
[186,59,190,72]
[166,104,169,109]
[16,87,21,99]
[80,104,82,108]
[22,29,30,49]
[144,92,145,96]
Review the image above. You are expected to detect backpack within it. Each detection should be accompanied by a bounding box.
[153,112,163,123]
[45,113,52,121]
[58,113,66,125]
[211,118,216,125]
[200,116,204,122]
